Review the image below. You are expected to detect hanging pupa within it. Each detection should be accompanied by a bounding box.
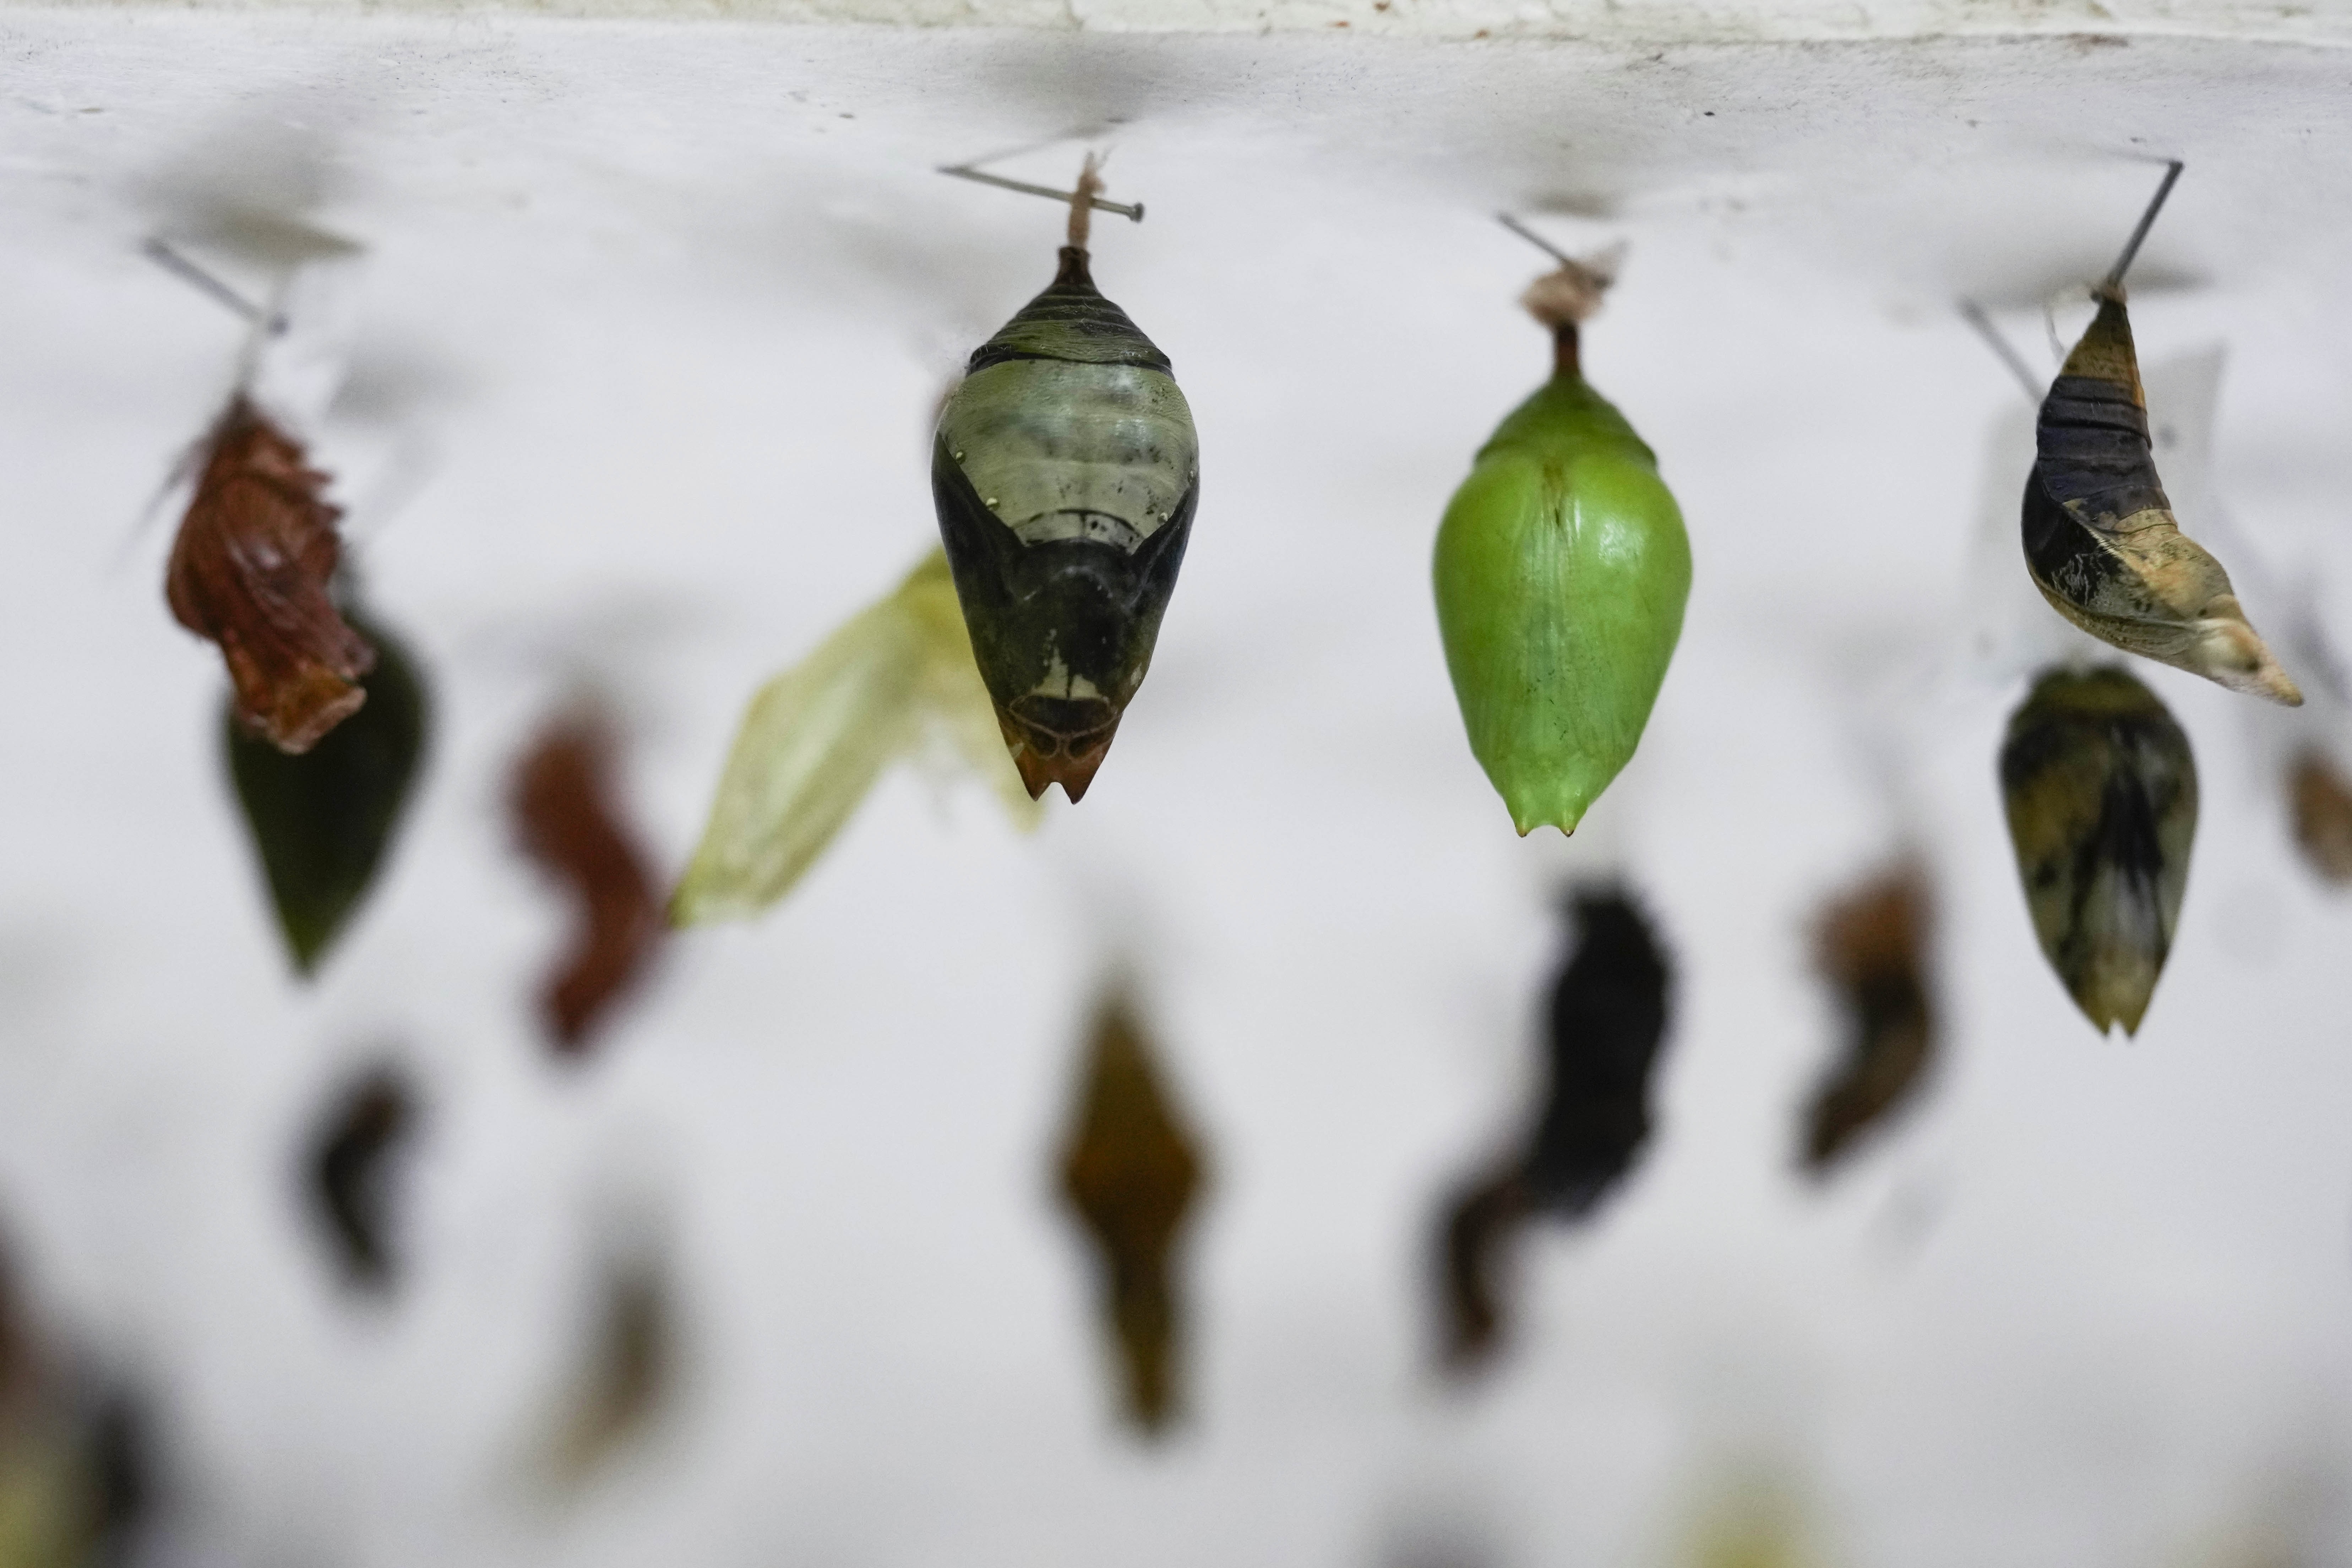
[2288,748,2352,883]
[1798,865,1935,1174]
[671,548,1040,926]
[2000,665,2198,1035]
[1434,219,1692,835]
[2022,165,2299,706]
[226,605,427,974]
[1055,987,1207,1434]
[931,158,1196,802]
[151,238,381,754]
[511,707,665,1054]
[303,1063,420,1293]
[1430,886,1672,1373]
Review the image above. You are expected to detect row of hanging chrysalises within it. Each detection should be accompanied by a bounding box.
[157,156,2342,1041]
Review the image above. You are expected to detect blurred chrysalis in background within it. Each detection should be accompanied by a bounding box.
[539,1256,674,1491]
[303,1064,419,1294]
[227,606,426,975]
[1434,888,1672,1371]
[932,159,1197,802]
[1432,222,1691,836]
[672,549,1038,926]
[1999,665,2198,1036]
[1055,990,1207,1434]
[511,709,664,1054]
[1676,1470,1821,1568]
[2288,750,2352,884]
[2020,165,2298,707]
[0,1238,154,1568]
[1799,865,1936,1174]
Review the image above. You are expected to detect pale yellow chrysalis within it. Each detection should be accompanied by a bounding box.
[671,551,1039,926]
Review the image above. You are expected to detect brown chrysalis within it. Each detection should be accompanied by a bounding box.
[1800,867,1936,1174]
[1056,992,1207,1434]
[2288,750,2352,884]
[166,396,376,755]
[510,713,664,1054]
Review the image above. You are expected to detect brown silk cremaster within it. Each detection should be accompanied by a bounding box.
[511,716,665,1054]
[167,398,376,754]
[1801,867,1935,1173]
[1056,996,1205,1434]
[2023,297,2299,706]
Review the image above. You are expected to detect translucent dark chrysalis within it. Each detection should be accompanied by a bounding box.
[1799,866,1935,1174]
[1999,666,2198,1036]
[227,605,426,975]
[932,170,1197,803]
[1056,992,1206,1433]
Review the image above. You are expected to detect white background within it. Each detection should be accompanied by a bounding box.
[3,15,2352,1564]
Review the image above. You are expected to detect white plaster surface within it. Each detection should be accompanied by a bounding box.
[4,12,2352,1566]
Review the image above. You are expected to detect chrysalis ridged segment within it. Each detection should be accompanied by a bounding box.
[2024,296,2299,705]
[1998,666,2198,1036]
[932,246,1198,804]
[1433,330,1691,835]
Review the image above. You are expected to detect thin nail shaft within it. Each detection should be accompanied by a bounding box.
[1497,212,1575,267]
[938,165,1144,223]
[2103,160,2184,294]
[143,239,269,325]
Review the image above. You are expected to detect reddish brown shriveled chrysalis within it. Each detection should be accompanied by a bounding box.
[1800,866,1936,1174]
[2288,750,2352,884]
[166,396,375,755]
[511,713,665,1054]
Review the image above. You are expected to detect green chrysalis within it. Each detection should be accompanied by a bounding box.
[1433,236,1691,835]
[226,606,426,974]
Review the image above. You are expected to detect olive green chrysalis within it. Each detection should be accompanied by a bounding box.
[1998,666,2197,1036]
[2022,164,2299,706]
[226,605,426,974]
[1433,246,1691,835]
[931,167,1197,803]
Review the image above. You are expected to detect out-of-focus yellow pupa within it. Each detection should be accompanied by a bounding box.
[671,550,1040,926]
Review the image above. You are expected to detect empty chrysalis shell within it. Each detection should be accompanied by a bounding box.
[932,239,1197,803]
[1433,255,1692,835]
[672,549,1038,926]
[1999,666,2198,1036]
[2025,294,2299,706]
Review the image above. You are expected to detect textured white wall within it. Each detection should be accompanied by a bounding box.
[4,13,2352,1567]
